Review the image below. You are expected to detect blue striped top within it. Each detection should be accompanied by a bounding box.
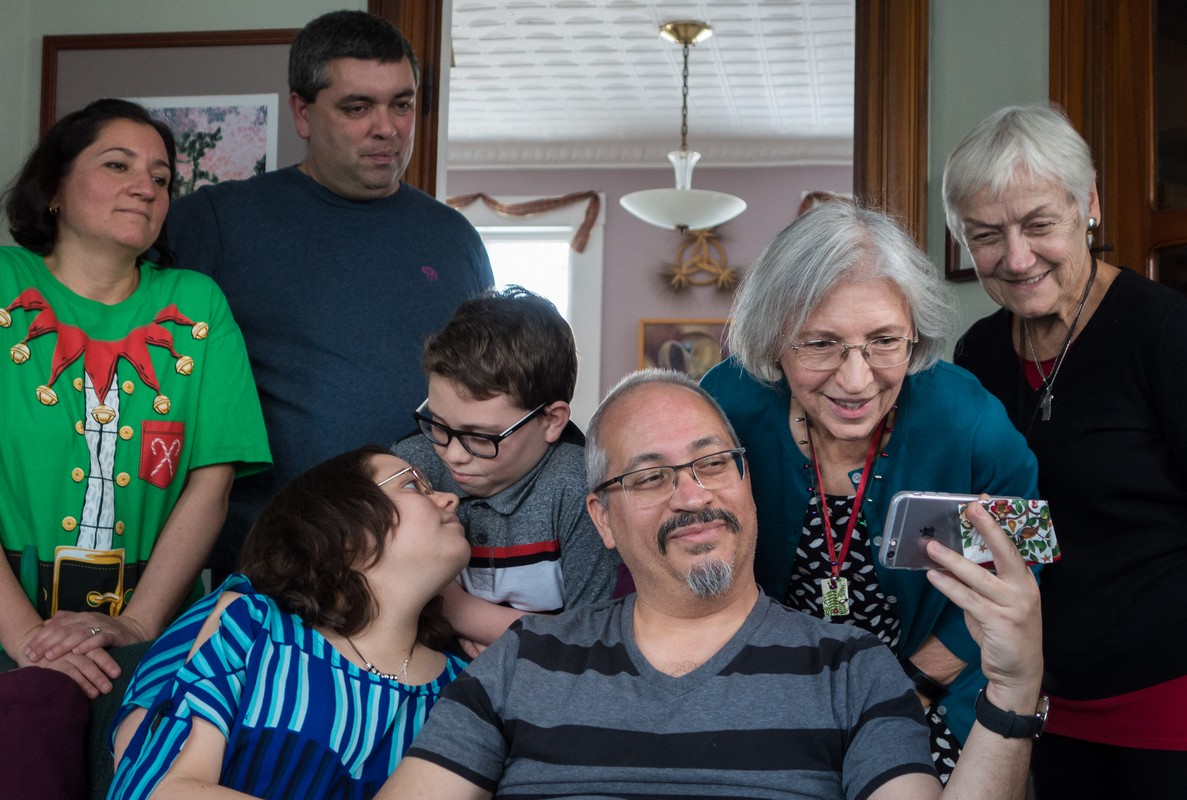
[108,575,465,799]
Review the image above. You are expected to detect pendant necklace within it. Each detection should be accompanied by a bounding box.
[1021,258,1097,426]
[345,636,415,682]
[805,415,887,618]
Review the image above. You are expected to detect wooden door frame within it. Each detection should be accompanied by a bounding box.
[370,0,444,196]
[854,0,930,246]
[1049,0,1154,274]
[1048,0,1181,276]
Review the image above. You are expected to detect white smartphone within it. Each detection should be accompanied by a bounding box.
[879,491,1058,570]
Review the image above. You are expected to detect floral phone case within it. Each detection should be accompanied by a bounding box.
[879,491,1059,570]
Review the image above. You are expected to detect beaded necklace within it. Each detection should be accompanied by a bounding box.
[345,636,414,682]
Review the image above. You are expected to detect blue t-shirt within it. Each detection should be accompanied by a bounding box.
[168,167,493,570]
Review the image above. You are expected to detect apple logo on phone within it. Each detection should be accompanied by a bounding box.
[919,526,935,539]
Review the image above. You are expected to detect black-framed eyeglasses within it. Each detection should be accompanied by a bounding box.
[593,448,747,508]
[377,465,435,495]
[786,336,917,371]
[413,400,547,459]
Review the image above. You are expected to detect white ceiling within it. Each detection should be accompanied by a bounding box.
[446,0,855,168]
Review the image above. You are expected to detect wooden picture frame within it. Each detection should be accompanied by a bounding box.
[638,319,730,380]
[945,229,978,282]
[41,30,304,171]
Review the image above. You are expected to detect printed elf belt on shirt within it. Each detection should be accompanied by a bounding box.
[461,539,564,613]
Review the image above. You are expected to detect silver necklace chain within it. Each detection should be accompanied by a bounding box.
[345,636,413,682]
[1022,258,1097,422]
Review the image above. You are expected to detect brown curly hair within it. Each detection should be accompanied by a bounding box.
[239,445,452,648]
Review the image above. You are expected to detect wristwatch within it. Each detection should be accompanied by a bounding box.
[974,688,1049,739]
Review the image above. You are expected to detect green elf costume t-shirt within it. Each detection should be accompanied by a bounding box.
[0,246,270,621]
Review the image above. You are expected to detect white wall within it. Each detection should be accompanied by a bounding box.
[927,0,1050,342]
[1,0,363,246]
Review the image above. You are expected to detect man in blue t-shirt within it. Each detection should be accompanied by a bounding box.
[166,11,493,575]
[380,371,1048,800]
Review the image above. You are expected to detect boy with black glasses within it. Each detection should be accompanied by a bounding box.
[393,287,619,654]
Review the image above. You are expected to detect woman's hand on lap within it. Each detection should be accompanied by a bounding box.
[28,609,152,662]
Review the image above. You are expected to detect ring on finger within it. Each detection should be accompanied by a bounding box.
[88,626,102,636]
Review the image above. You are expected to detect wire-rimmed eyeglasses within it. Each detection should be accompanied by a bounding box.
[593,448,746,508]
[786,336,917,371]
[377,465,435,495]
[413,400,547,459]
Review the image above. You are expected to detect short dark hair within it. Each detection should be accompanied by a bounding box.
[4,98,177,264]
[423,286,578,409]
[289,10,421,102]
[239,444,452,647]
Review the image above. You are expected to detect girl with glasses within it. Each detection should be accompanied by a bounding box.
[108,445,470,798]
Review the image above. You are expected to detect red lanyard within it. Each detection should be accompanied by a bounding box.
[806,417,886,580]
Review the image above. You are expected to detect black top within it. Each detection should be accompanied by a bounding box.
[955,268,1187,699]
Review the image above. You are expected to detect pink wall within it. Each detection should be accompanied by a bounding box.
[446,164,852,395]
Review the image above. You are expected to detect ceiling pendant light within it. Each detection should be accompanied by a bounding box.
[620,21,747,233]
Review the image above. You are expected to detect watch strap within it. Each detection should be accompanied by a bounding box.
[974,688,1048,739]
[902,659,947,704]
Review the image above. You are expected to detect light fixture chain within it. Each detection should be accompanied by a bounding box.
[619,20,746,234]
[680,42,690,150]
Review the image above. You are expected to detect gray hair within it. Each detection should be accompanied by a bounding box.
[942,104,1095,248]
[289,10,420,102]
[686,558,734,596]
[585,369,741,498]
[727,202,955,384]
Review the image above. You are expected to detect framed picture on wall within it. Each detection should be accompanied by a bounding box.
[41,30,303,170]
[135,95,280,194]
[945,230,978,282]
[638,319,730,380]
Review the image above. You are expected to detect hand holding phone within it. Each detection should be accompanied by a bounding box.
[879,491,1059,570]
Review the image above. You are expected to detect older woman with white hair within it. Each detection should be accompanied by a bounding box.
[947,104,1187,798]
[701,201,1036,781]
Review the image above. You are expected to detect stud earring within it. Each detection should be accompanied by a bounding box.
[49,205,59,216]
[1087,216,1098,248]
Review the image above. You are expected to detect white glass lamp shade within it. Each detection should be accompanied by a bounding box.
[620,150,746,231]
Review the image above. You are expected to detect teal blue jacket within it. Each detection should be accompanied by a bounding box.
[702,357,1038,742]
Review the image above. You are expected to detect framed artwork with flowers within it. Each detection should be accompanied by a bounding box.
[41,30,301,179]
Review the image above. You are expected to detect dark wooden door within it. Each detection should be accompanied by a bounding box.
[1051,0,1187,293]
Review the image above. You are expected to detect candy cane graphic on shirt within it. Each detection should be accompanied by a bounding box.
[4,289,206,549]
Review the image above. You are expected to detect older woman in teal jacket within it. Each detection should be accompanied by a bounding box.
[702,201,1037,781]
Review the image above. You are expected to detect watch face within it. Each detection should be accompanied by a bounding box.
[1034,695,1050,738]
